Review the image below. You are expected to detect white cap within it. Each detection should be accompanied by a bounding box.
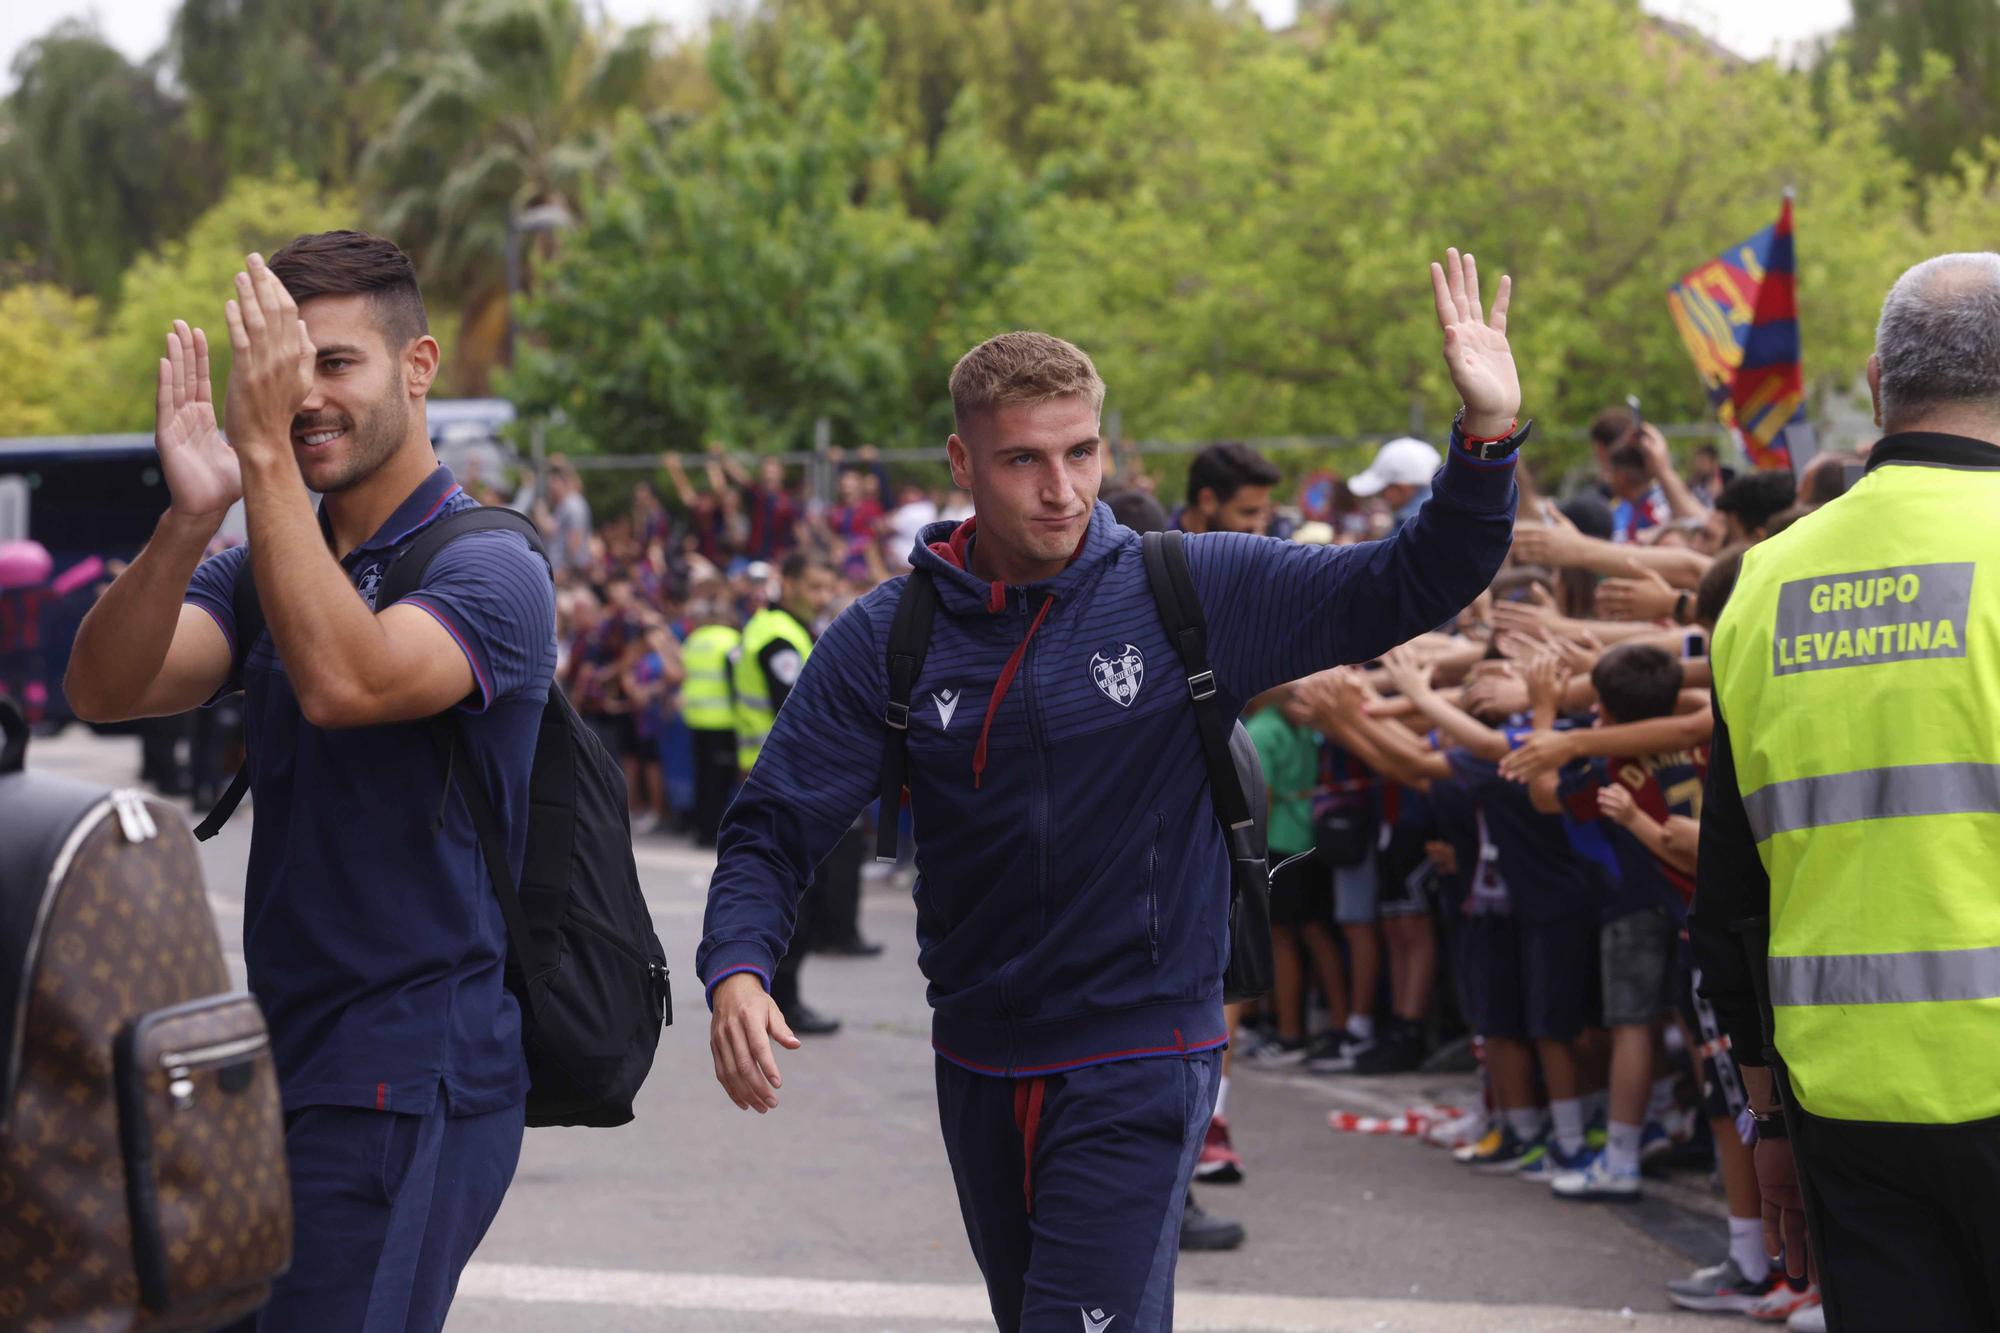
[1347,437,1442,498]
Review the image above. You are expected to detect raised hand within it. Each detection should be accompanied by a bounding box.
[222,253,315,460]
[1524,649,1571,716]
[1596,782,1638,827]
[1429,247,1520,438]
[1380,643,1435,697]
[156,321,241,521]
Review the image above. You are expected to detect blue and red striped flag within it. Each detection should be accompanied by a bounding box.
[1666,194,1810,472]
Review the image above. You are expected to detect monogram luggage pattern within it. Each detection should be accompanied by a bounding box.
[2,707,291,1333]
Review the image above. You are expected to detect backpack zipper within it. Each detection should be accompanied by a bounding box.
[161,1031,269,1110]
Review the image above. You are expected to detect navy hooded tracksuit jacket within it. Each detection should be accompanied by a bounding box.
[697,442,1516,1078]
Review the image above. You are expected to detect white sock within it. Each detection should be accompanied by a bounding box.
[1729,1216,1770,1283]
[1648,1075,1679,1122]
[1505,1106,1546,1143]
[1347,1013,1375,1041]
[1549,1097,1587,1156]
[1605,1120,1643,1175]
[1213,1075,1230,1121]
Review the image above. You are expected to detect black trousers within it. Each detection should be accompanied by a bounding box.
[814,822,869,950]
[688,726,738,847]
[1795,1107,2000,1332]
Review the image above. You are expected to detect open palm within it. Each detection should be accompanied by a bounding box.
[1429,248,1521,435]
[157,321,241,520]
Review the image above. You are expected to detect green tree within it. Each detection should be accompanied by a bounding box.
[507,23,1036,454]
[972,0,1922,464]
[169,0,446,189]
[1818,0,2000,182]
[4,22,217,300]
[92,172,356,433]
[359,0,660,390]
[0,285,106,437]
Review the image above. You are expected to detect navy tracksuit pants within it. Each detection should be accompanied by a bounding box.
[936,1050,1221,1332]
[220,1098,524,1332]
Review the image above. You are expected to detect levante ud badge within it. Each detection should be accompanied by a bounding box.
[1091,643,1145,707]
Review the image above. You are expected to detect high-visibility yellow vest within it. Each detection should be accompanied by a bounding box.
[680,624,740,732]
[732,607,813,772]
[1712,458,2000,1123]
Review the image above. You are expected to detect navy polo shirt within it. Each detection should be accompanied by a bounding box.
[186,463,556,1117]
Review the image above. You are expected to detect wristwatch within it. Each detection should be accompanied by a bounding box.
[1450,408,1533,462]
[1750,1108,1789,1140]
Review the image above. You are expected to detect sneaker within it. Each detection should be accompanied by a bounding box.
[1786,1295,1826,1332]
[786,1003,842,1037]
[1193,1115,1244,1184]
[1666,1258,1784,1314]
[1179,1193,1245,1251]
[1550,1149,1642,1201]
[1425,1108,1488,1151]
[1452,1124,1505,1165]
[1350,1021,1425,1076]
[1241,1034,1309,1068]
[1515,1139,1594,1183]
[1745,1280,1817,1324]
[1302,1029,1355,1072]
[1467,1127,1541,1175]
[1638,1119,1677,1173]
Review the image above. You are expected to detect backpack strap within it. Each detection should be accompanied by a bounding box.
[193,558,269,841]
[437,723,541,1024]
[1140,531,1254,837]
[874,569,940,862]
[378,506,548,608]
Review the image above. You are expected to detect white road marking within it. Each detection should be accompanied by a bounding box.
[457,1262,1706,1330]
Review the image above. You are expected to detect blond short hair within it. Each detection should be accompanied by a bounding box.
[948,331,1106,428]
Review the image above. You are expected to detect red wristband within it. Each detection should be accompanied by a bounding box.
[1458,418,1519,445]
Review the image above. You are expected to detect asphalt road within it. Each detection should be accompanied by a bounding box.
[29,729,1724,1332]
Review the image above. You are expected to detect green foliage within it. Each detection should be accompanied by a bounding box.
[506,24,1037,454]
[973,0,1928,465]
[3,23,217,300]
[1823,0,2000,182]
[170,0,446,188]
[0,285,106,437]
[360,0,660,308]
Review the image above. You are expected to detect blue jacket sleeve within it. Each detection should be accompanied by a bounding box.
[696,593,889,1006]
[1187,445,1516,702]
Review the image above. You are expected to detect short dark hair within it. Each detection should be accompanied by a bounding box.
[1694,542,1751,629]
[1185,442,1280,509]
[269,230,428,350]
[1104,488,1169,534]
[780,552,833,581]
[1694,443,1721,461]
[1714,471,1797,538]
[1589,406,1635,449]
[1591,643,1682,724]
[1606,442,1650,477]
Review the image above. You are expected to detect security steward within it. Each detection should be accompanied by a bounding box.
[1693,252,2000,1332]
[733,551,841,1035]
[680,604,741,847]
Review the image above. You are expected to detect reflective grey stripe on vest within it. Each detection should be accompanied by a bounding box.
[1771,944,2000,1006]
[686,669,729,684]
[737,692,771,710]
[1742,762,2000,841]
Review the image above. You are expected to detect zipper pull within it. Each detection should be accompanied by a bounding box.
[112,790,158,842]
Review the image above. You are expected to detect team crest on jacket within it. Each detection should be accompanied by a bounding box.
[1090,643,1145,707]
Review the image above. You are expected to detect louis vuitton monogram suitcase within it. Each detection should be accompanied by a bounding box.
[0,701,290,1331]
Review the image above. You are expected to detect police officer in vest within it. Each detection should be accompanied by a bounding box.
[1694,252,2000,1331]
[734,551,842,1034]
[680,597,742,847]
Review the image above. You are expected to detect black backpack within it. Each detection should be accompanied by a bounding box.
[195,507,671,1127]
[874,529,1274,1002]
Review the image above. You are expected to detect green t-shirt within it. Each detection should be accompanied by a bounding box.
[1246,707,1317,856]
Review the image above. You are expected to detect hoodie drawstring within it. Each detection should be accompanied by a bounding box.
[972,593,1055,790]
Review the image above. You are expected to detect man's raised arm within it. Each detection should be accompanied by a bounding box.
[1194,249,1522,700]
[66,323,238,722]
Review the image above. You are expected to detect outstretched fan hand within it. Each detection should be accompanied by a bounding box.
[156,321,241,522]
[1430,248,1521,440]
